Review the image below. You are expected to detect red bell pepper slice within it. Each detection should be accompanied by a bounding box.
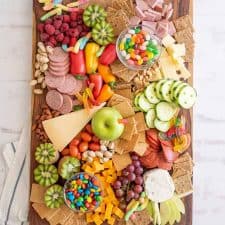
[70,37,86,76]
[99,43,117,65]
[89,74,103,99]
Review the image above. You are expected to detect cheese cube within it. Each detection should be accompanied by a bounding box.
[104,203,113,220]
[86,213,94,223]
[103,160,113,169]
[162,34,175,47]
[108,216,116,225]
[113,207,124,219]
[93,214,103,225]
[93,161,104,172]
[106,176,114,184]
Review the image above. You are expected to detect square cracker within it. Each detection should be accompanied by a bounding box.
[174,28,194,46]
[111,60,127,74]
[115,88,133,100]
[137,131,146,143]
[174,152,193,164]
[173,15,194,32]
[133,142,148,156]
[173,160,193,174]
[131,209,152,225]
[116,69,138,83]
[47,204,73,225]
[120,117,136,141]
[107,94,130,107]
[32,203,59,220]
[112,153,132,171]
[113,101,135,118]
[64,213,86,225]
[30,183,47,204]
[134,112,148,132]
[173,174,193,197]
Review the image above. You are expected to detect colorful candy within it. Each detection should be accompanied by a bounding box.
[118,26,161,68]
[64,173,102,212]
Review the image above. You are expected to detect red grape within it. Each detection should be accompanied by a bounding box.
[128,173,136,181]
[115,189,125,197]
[135,167,144,175]
[131,155,139,161]
[122,178,129,185]
[133,160,141,167]
[135,176,143,185]
[127,190,135,198]
[122,169,129,177]
[127,164,135,172]
[113,180,122,189]
[134,193,139,199]
[134,185,143,193]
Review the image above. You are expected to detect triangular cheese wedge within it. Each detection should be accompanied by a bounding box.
[42,103,105,151]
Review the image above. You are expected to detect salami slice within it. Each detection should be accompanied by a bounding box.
[48,47,68,63]
[46,90,63,110]
[158,152,173,170]
[161,143,179,163]
[47,69,68,77]
[57,74,78,94]
[67,78,83,95]
[49,59,69,67]
[49,63,70,72]
[59,95,73,114]
[45,72,66,88]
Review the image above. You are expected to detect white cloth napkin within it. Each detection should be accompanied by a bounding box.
[0,127,30,225]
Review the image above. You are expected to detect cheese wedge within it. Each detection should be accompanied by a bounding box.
[42,104,105,151]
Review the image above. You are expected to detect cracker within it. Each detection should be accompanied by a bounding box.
[173,160,193,174]
[107,94,130,106]
[174,28,194,46]
[133,142,148,156]
[137,131,146,143]
[174,152,192,164]
[116,82,132,90]
[116,69,138,83]
[64,213,86,225]
[134,112,148,132]
[172,168,191,179]
[131,209,152,225]
[173,15,194,32]
[113,101,135,118]
[111,60,127,73]
[30,183,47,204]
[173,174,193,197]
[48,204,73,225]
[112,153,132,171]
[184,43,194,62]
[115,88,133,100]
[120,117,136,141]
[32,203,59,220]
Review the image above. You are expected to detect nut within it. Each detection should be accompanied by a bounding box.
[101,157,109,163]
[30,79,38,86]
[35,62,40,69]
[108,142,115,150]
[37,76,44,83]
[95,151,103,158]
[36,54,41,62]
[100,145,107,152]
[86,156,93,163]
[41,81,47,89]
[34,70,41,78]
[33,89,43,95]
[82,151,88,159]
[100,140,109,146]
[37,42,46,53]
[40,63,48,72]
[39,56,49,64]
[103,151,113,158]
[88,151,96,158]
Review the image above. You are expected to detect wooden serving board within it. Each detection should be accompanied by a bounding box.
[29,0,193,224]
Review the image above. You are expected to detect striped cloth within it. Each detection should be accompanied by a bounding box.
[0,128,30,225]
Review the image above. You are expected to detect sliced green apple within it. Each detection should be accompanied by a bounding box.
[171,195,185,214]
[168,201,176,225]
[160,201,171,225]
[146,201,154,218]
[153,202,161,225]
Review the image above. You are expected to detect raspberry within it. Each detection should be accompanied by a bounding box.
[53,20,62,29]
[77,14,82,20]
[82,25,90,32]
[45,18,53,24]
[45,41,55,47]
[77,20,83,25]
[60,23,69,32]
[37,23,44,32]
[45,24,55,35]
[54,15,63,21]
[55,33,64,42]
[70,21,78,28]
[54,29,60,36]
[77,25,83,33]
[63,15,70,23]
[40,33,49,42]
[62,36,70,45]
[49,36,57,46]
[70,12,78,21]
[68,28,79,37]
[80,31,87,37]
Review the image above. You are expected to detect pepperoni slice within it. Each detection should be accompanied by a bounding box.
[48,47,68,63]
[146,129,160,145]
[158,152,173,170]
[46,90,63,110]
[59,95,73,114]
[45,72,66,89]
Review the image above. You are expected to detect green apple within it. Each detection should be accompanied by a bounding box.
[91,107,125,141]
[160,201,171,225]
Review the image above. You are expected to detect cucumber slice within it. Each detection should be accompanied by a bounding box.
[173,83,188,101]
[145,83,160,104]
[145,109,156,128]
[154,118,170,132]
[138,94,155,112]
[156,101,177,121]
[160,80,174,102]
[134,93,142,111]
[177,86,197,109]
[170,81,182,101]
[155,80,167,100]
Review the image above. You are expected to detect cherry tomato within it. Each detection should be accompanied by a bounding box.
[69,145,79,157]
[85,124,93,134]
[92,135,100,143]
[81,132,92,142]
[89,142,100,151]
[61,148,70,156]
[77,152,82,160]
[79,141,88,152]
[69,137,80,147]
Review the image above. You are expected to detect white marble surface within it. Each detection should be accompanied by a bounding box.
[0,0,225,224]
